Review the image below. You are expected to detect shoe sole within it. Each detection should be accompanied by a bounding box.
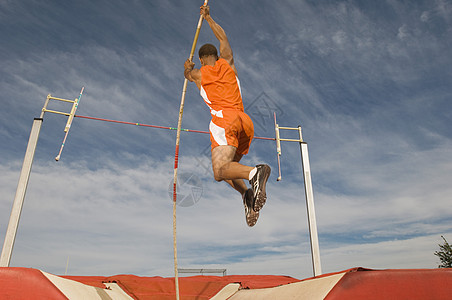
[254,165,271,212]
[244,189,259,227]
[245,206,259,227]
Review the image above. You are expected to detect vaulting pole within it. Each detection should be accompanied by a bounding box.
[172,1,208,299]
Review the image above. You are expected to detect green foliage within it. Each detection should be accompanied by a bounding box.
[434,236,452,268]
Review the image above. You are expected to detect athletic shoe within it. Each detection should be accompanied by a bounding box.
[243,188,259,227]
[249,164,271,212]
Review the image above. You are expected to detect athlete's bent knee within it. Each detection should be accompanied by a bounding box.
[214,172,223,182]
[213,168,224,182]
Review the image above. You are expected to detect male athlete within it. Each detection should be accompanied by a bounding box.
[184,6,271,227]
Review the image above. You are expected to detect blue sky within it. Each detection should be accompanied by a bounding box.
[1,0,451,278]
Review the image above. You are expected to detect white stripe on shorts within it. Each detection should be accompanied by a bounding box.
[209,121,228,146]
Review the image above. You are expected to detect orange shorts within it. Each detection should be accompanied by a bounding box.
[209,110,254,155]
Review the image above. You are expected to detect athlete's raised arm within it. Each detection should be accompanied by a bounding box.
[201,6,237,74]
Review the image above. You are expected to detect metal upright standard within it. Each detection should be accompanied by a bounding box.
[0,89,84,267]
[0,118,43,267]
[274,113,322,277]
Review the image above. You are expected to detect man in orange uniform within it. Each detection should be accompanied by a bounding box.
[184,5,271,227]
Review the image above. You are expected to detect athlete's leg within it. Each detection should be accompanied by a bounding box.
[223,152,249,194]
[211,145,253,194]
[211,145,258,226]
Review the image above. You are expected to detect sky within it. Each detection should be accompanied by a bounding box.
[1,0,451,279]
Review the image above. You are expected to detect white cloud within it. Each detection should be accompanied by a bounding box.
[434,0,452,21]
[2,143,450,278]
[397,24,409,40]
[321,233,450,273]
[0,155,310,276]
[332,30,348,47]
[420,11,430,22]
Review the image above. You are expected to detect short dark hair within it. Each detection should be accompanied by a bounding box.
[199,43,218,59]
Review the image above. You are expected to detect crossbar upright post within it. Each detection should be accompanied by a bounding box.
[298,127,322,277]
[0,118,43,267]
[274,113,322,277]
[0,89,84,267]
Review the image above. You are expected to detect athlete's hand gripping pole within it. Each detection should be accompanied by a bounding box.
[172,1,208,300]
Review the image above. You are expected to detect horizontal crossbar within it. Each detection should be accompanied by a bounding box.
[42,109,71,116]
[280,138,302,142]
[48,96,75,103]
[278,126,299,130]
[74,115,276,141]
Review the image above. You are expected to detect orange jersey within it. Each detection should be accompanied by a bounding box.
[200,58,244,116]
[199,58,254,154]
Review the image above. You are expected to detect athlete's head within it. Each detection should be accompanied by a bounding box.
[199,43,218,60]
